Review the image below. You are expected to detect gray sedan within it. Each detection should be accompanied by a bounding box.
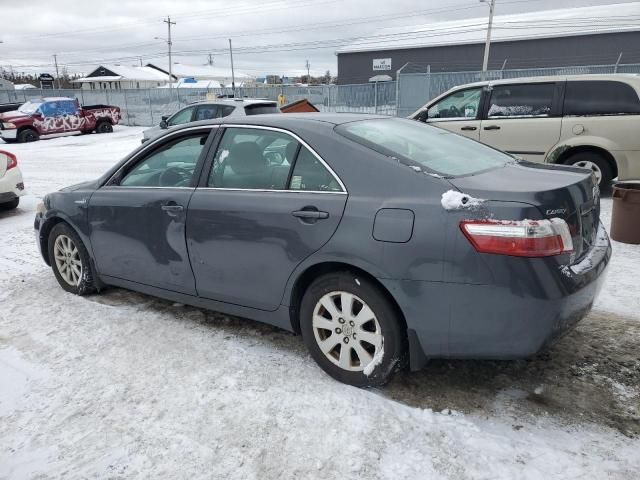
[34,114,611,387]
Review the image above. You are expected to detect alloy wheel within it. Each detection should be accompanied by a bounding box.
[53,235,83,286]
[573,160,602,185]
[312,291,383,372]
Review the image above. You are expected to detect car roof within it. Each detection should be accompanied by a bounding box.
[169,112,392,131]
[190,98,277,106]
[444,73,640,91]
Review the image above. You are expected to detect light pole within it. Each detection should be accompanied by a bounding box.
[155,15,176,96]
[480,0,496,74]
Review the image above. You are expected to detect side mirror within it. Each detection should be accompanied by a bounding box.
[160,116,169,129]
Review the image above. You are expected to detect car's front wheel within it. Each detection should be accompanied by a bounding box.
[48,222,96,295]
[300,271,405,387]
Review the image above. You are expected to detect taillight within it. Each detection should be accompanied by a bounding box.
[1,150,17,170]
[460,218,573,257]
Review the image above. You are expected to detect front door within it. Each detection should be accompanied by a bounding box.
[480,82,562,163]
[424,87,483,140]
[187,126,348,311]
[89,128,214,294]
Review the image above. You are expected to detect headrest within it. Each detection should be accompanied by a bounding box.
[227,142,266,175]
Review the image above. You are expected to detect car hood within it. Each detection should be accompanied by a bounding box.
[0,111,31,122]
[142,125,163,140]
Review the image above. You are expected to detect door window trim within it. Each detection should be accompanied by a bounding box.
[198,124,347,195]
[105,125,219,188]
[426,87,485,122]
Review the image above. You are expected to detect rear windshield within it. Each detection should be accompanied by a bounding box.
[336,118,511,176]
[244,103,280,115]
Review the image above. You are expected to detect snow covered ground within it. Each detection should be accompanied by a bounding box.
[0,128,638,479]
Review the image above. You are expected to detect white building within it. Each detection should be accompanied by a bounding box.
[0,78,14,90]
[146,62,254,87]
[73,65,172,90]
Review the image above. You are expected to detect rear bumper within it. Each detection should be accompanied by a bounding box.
[0,168,25,200]
[383,222,611,367]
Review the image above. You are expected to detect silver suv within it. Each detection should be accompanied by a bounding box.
[142,98,280,143]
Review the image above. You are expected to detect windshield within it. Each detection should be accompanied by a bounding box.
[18,101,43,115]
[335,118,511,177]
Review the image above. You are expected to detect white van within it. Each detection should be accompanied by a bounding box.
[411,74,640,186]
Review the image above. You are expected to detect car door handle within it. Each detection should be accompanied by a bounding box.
[161,204,184,214]
[483,125,501,131]
[292,209,329,220]
[460,126,477,131]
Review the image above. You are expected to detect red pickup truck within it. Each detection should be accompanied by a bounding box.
[0,97,121,143]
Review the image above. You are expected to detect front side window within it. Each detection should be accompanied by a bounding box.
[208,127,298,189]
[427,88,482,120]
[487,83,555,118]
[168,107,195,126]
[120,132,209,187]
[336,118,510,177]
[564,81,640,116]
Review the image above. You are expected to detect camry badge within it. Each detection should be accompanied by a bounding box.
[546,208,567,216]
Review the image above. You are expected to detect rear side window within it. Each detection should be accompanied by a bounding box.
[564,81,640,116]
[244,103,280,115]
[487,83,555,118]
[336,118,510,177]
[290,147,342,192]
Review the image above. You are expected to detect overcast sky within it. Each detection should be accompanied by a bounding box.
[0,0,636,78]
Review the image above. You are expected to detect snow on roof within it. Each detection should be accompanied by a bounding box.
[146,62,253,80]
[337,2,640,54]
[158,78,223,89]
[14,84,37,90]
[75,65,170,83]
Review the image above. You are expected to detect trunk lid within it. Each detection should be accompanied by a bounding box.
[447,162,599,260]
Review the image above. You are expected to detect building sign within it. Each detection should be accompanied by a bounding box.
[373,58,392,71]
[38,73,55,89]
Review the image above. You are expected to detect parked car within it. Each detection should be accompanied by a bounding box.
[141,98,280,143]
[0,97,121,143]
[34,114,611,387]
[411,74,640,188]
[0,150,24,210]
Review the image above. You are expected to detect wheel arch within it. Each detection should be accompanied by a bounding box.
[550,144,618,179]
[288,261,408,335]
[17,125,39,139]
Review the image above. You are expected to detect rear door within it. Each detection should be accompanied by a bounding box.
[89,127,216,294]
[187,125,347,311]
[422,87,483,140]
[480,82,562,162]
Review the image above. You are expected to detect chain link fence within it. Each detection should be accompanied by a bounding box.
[2,63,639,124]
[0,82,397,127]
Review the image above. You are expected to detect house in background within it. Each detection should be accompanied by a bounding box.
[14,84,37,90]
[146,62,254,87]
[73,65,172,90]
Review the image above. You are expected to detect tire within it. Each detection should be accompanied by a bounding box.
[300,271,406,387]
[17,128,39,143]
[1,138,17,144]
[95,121,113,134]
[0,197,19,210]
[565,151,613,190]
[47,222,96,295]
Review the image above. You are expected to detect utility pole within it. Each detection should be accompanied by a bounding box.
[481,0,496,74]
[53,54,60,89]
[208,53,214,66]
[163,16,176,96]
[229,39,236,96]
[139,56,143,67]
[305,59,310,82]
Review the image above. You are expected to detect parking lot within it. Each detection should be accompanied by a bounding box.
[0,127,639,479]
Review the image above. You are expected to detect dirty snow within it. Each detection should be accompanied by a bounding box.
[0,129,639,479]
[441,189,485,211]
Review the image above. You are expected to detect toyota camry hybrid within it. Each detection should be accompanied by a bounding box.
[34,114,611,387]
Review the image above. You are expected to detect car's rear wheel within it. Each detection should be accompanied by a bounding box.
[48,223,96,295]
[96,121,113,134]
[565,151,613,190]
[300,271,405,387]
[18,128,39,143]
[0,197,19,210]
